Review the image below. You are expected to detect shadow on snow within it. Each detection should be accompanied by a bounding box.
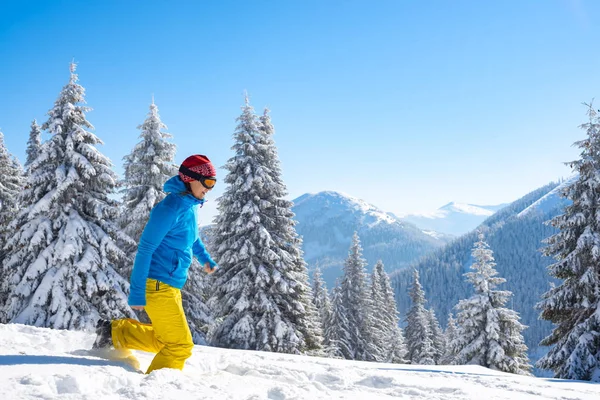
[0,353,139,373]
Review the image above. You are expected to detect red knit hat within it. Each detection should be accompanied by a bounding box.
[178,155,217,183]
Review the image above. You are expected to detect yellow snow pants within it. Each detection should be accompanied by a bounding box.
[111,278,194,374]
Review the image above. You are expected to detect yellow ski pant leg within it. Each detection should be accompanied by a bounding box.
[111,318,163,353]
[144,279,194,374]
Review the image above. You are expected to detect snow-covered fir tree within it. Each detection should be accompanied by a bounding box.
[428,308,445,364]
[441,313,458,364]
[312,266,331,339]
[404,269,435,365]
[337,232,378,361]
[119,100,177,269]
[258,108,322,352]
[452,233,531,375]
[0,63,135,329]
[324,283,352,359]
[0,130,25,264]
[182,259,213,344]
[208,97,321,354]
[387,325,409,364]
[372,260,407,363]
[537,103,600,382]
[369,260,388,361]
[25,119,42,170]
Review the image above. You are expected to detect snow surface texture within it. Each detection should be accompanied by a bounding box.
[1,324,598,400]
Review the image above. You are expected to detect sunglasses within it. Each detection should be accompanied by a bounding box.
[179,166,217,189]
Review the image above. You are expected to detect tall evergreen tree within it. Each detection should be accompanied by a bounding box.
[404,269,435,365]
[338,232,377,361]
[208,97,321,354]
[441,313,458,364]
[312,266,331,339]
[537,103,600,382]
[369,260,388,361]
[0,130,25,264]
[428,308,445,364]
[0,63,135,329]
[388,326,409,364]
[372,260,407,363]
[324,283,351,358]
[452,233,531,375]
[258,108,322,352]
[182,259,213,344]
[25,119,42,170]
[119,100,177,268]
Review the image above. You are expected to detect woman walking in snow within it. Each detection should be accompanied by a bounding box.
[93,154,218,374]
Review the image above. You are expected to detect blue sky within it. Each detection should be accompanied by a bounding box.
[0,0,598,224]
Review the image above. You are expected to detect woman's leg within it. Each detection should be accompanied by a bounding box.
[110,279,166,354]
[144,280,194,374]
[111,318,163,353]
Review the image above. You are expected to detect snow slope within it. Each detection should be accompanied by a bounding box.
[1,324,598,400]
[517,175,577,218]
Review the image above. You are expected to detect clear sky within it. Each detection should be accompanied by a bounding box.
[1,0,598,224]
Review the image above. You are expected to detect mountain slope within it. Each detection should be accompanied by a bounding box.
[391,180,572,375]
[292,191,446,287]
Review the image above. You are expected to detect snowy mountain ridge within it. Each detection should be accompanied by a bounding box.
[291,191,446,288]
[1,323,598,400]
[517,175,577,218]
[293,191,398,227]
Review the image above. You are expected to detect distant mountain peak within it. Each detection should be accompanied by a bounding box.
[293,191,397,226]
[290,190,446,288]
[438,202,497,216]
[399,201,508,236]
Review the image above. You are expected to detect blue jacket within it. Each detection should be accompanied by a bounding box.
[128,176,217,306]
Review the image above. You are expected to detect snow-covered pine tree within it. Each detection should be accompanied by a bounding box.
[388,326,408,364]
[0,130,25,267]
[324,283,352,358]
[0,63,135,329]
[452,232,531,375]
[537,103,600,382]
[258,108,322,352]
[373,260,407,363]
[441,313,458,364]
[338,232,378,361]
[369,261,388,361]
[428,308,445,364]
[182,259,213,344]
[25,119,42,171]
[208,97,321,354]
[119,100,177,269]
[404,269,435,365]
[312,266,332,339]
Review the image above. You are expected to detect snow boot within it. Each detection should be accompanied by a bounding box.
[92,319,113,349]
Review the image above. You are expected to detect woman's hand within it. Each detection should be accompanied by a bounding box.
[131,306,145,310]
[204,262,217,274]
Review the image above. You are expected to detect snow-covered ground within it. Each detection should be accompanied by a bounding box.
[1,324,598,400]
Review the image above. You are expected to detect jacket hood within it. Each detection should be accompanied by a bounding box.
[163,176,205,207]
